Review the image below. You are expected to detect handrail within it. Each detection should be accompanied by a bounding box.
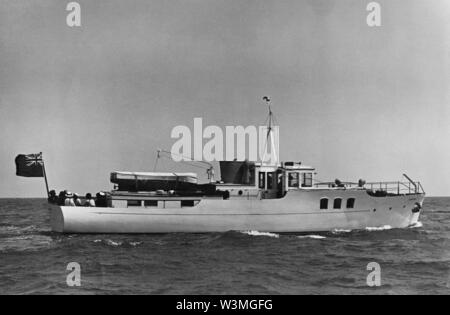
[418,182,426,194]
[313,180,425,195]
[403,173,417,192]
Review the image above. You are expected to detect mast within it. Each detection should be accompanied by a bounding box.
[261,96,278,164]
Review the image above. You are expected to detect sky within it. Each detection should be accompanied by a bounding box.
[0,0,449,197]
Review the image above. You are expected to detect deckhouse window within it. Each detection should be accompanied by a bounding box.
[181,200,195,207]
[259,172,265,189]
[127,200,142,207]
[288,173,299,188]
[144,200,158,207]
[333,198,342,209]
[267,172,275,189]
[302,172,313,187]
[320,198,328,210]
[346,198,355,209]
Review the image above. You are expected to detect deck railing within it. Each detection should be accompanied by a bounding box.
[314,178,425,195]
[363,181,424,195]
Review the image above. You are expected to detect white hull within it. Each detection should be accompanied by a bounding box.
[50,189,424,233]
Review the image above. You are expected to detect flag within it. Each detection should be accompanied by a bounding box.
[15,153,44,177]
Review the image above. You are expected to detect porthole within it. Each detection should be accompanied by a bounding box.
[333,198,342,209]
[346,198,355,209]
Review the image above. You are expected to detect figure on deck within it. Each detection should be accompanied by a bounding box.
[48,190,57,204]
[64,191,76,207]
[84,193,96,207]
[73,193,83,206]
[96,192,107,207]
[58,191,66,206]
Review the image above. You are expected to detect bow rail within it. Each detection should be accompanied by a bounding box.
[313,174,425,195]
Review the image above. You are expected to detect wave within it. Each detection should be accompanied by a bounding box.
[0,225,40,235]
[241,230,280,238]
[106,240,123,246]
[0,235,53,252]
[332,229,352,234]
[92,239,123,246]
[93,239,142,247]
[297,235,326,240]
[409,221,423,229]
[365,225,392,232]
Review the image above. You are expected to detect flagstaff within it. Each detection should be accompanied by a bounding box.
[41,152,50,197]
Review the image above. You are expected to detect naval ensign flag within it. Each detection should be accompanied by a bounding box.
[15,153,44,177]
[15,153,50,196]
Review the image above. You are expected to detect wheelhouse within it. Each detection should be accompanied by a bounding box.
[215,160,316,200]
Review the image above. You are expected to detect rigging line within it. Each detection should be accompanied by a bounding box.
[261,101,274,162]
[262,114,270,127]
[158,154,207,170]
[157,155,211,171]
[159,153,167,172]
[157,149,213,169]
[271,111,277,127]
[153,151,160,171]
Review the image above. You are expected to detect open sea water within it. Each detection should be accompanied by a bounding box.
[0,197,448,295]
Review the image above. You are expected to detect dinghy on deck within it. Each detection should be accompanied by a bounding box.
[110,171,198,192]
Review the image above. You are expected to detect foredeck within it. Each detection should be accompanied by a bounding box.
[313,180,425,195]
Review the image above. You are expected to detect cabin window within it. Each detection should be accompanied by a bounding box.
[302,172,313,187]
[288,173,299,188]
[144,200,158,207]
[259,172,266,189]
[127,200,142,207]
[346,198,355,209]
[320,198,328,209]
[267,172,275,189]
[181,200,195,207]
[333,198,342,209]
